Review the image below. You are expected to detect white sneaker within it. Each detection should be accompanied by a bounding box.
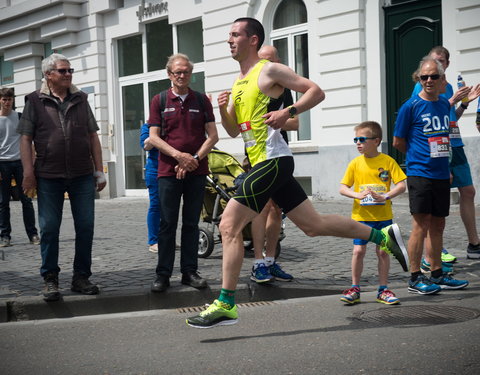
[149,244,158,253]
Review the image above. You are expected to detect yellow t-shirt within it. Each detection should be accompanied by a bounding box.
[340,153,406,221]
[231,59,291,166]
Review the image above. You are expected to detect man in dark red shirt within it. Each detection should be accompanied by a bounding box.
[147,53,218,292]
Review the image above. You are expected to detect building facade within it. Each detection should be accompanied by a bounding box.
[1,0,479,200]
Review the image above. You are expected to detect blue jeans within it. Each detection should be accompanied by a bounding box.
[145,173,161,245]
[0,160,38,240]
[156,174,206,276]
[37,175,95,278]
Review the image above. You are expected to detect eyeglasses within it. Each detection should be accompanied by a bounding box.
[419,74,440,81]
[169,70,191,77]
[353,137,376,144]
[51,68,74,75]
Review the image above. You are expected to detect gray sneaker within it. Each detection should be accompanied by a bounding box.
[0,237,11,247]
[467,243,480,259]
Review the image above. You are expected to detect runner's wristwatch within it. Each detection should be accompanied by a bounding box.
[288,105,297,118]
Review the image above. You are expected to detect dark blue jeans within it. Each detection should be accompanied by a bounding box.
[37,175,95,278]
[156,174,206,277]
[0,160,37,240]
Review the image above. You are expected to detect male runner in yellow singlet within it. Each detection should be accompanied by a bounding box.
[186,17,409,328]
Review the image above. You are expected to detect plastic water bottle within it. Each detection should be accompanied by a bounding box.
[476,97,480,126]
[457,74,469,103]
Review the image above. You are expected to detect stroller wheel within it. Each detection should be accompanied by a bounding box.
[243,240,253,252]
[262,241,281,259]
[198,227,215,258]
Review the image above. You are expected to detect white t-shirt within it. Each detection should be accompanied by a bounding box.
[0,110,21,161]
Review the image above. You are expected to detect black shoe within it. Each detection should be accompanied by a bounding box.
[151,275,170,292]
[181,271,208,289]
[43,273,61,302]
[71,275,99,295]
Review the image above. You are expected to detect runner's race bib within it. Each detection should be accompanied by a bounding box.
[238,121,256,148]
[428,136,450,158]
[449,121,461,139]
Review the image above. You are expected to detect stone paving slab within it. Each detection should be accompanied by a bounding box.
[1,196,479,321]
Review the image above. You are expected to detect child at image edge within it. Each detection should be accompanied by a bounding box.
[340,121,407,305]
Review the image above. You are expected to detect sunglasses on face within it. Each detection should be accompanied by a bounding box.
[169,70,191,77]
[353,137,376,144]
[51,68,74,75]
[419,74,440,81]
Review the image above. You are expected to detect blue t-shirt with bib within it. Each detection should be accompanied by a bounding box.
[412,81,463,147]
[394,94,450,180]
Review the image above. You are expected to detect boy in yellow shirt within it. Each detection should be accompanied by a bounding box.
[340,121,407,304]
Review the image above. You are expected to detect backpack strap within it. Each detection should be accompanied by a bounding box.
[159,90,208,138]
[193,90,208,123]
[159,90,167,137]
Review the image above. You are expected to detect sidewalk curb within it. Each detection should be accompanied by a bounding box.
[1,281,342,322]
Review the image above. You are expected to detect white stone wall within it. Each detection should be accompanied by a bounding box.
[1,0,480,200]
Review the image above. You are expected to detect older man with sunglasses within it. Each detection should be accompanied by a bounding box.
[411,46,480,263]
[393,56,469,295]
[18,53,106,301]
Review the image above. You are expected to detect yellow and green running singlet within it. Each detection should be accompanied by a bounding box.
[231,59,291,167]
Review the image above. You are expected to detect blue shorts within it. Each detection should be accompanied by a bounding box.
[450,147,473,188]
[353,220,393,245]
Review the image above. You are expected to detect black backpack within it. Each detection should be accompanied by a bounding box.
[158,89,207,138]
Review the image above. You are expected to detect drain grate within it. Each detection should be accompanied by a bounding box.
[356,305,480,326]
[177,300,275,314]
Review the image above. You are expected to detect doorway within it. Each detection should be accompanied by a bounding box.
[384,0,442,165]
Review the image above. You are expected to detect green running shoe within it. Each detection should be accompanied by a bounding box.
[441,248,457,263]
[380,223,409,272]
[186,300,238,328]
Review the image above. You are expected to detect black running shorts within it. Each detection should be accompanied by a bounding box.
[233,156,307,214]
[407,176,450,217]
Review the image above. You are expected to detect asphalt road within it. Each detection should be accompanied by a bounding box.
[1,286,479,375]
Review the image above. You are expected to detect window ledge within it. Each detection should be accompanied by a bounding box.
[289,144,319,154]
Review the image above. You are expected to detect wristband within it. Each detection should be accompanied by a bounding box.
[460,103,468,110]
[385,195,391,200]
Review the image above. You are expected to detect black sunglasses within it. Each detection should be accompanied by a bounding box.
[51,68,75,75]
[419,74,440,81]
[353,137,376,144]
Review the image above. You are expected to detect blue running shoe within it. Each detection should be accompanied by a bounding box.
[408,275,441,295]
[430,274,469,290]
[420,258,454,275]
[269,262,293,281]
[250,264,274,283]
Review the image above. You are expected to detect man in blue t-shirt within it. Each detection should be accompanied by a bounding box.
[411,46,480,261]
[394,56,469,295]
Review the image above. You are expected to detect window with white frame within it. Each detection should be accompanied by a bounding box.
[0,56,14,85]
[270,0,310,141]
[117,18,205,190]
